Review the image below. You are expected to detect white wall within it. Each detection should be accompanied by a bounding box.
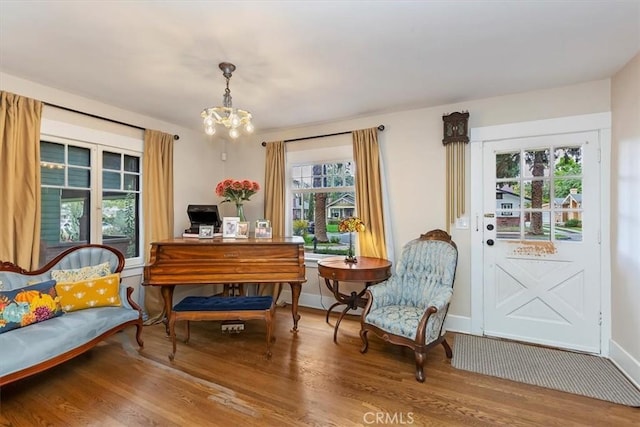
[227,79,611,326]
[610,53,640,386]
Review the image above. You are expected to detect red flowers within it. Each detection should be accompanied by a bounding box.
[215,178,260,203]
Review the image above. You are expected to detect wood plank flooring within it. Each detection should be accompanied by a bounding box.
[1,306,638,426]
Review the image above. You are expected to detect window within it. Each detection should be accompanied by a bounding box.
[500,202,513,216]
[40,138,142,266]
[286,136,356,258]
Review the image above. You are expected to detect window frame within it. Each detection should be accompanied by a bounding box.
[40,118,144,274]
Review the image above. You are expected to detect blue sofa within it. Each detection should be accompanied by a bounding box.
[0,244,143,386]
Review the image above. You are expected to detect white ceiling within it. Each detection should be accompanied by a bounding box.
[1,1,638,134]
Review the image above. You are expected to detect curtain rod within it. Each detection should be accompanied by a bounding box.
[43,102,180,140]
[260,124,384,147]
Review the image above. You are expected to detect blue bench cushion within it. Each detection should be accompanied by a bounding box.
[174,296,273,312]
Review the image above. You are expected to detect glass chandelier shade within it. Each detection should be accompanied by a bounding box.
[201,62,254,139]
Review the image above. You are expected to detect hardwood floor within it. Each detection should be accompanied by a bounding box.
[1,306,637,426]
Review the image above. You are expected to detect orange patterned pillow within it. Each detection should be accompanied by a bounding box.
[55,273,122,312]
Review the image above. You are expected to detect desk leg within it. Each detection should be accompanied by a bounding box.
[324,277,367,343]
[289,282,301,333]
[161,285,175,336]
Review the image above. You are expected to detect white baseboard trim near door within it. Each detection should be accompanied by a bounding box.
[444,314,472,335]
[609,339,640,389]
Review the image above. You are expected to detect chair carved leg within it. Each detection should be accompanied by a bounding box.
[360,328,369,353]
[415,351,426,382]
[442,338,452,358]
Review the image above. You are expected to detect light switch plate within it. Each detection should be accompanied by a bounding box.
[456,216,470,229]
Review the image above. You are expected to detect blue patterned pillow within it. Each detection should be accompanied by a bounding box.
[0,280,64,334]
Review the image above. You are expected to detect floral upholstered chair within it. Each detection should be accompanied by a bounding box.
[360,229,458,382]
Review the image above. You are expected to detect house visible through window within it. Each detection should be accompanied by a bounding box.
[40,139,141,265]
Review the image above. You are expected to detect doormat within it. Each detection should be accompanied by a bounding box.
[452,334,640,407]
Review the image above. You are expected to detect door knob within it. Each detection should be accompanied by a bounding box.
[487,224,494,231]
[487,239,494,246]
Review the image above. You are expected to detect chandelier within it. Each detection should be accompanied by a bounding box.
[201,62,254,139]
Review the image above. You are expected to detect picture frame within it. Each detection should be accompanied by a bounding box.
[236,221,249,238]
[255,226,272,239]
[198,224,214,239]
[255,219,271,229]
[222,216,240,238]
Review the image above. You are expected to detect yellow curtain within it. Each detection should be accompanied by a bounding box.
[353,127,387,259]
[142,129,174,325]
[0,91,43,269]
[259,141,285,298]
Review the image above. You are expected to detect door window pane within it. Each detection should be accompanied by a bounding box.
[524,212,551,241]
[523,149,550,178]
[555,211,583,241]
[496,151,520,179]
[522,179,550,209]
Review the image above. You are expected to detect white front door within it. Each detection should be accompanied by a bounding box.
[482,131,601,353]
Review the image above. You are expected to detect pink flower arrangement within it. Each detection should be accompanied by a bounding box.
[215,178,260,204]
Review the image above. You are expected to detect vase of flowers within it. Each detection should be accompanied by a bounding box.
[338,216,365,263]
[215,178,261,222]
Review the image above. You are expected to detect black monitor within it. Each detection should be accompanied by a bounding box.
[187,205,221,231]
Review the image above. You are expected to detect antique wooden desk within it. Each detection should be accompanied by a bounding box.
[317,256,392,343]
[143,237,306,331]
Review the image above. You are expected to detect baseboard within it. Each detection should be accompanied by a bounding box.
[609,339,640,389]
[279,289,351,313]
[444,314,472,334]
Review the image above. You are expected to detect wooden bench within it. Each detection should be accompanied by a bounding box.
[168,295,275,360]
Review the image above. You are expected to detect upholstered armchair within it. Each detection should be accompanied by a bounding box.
[360,229,458,382]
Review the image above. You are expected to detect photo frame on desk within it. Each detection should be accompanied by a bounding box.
[255,226,272,239]
[236,221,249,238]
[255,219,271,229]
[198,225,214,238]
[222,217,240,238]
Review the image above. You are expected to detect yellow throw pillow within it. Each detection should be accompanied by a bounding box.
[55,273,122,312]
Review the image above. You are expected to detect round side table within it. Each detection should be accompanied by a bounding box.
[317,256,392,343]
